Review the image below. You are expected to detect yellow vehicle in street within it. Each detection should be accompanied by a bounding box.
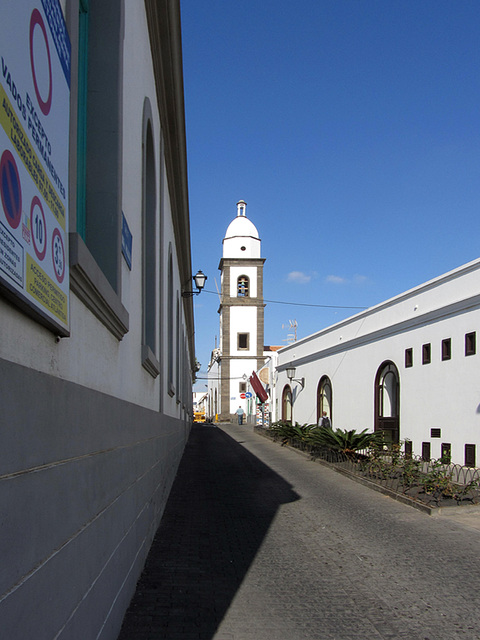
[194,409,206,423]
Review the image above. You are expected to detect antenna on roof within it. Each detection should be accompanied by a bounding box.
[281,319,298,343]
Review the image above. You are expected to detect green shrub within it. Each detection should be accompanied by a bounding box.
[270,421,315,446]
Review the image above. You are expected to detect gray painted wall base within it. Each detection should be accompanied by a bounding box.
[0,357,189,639]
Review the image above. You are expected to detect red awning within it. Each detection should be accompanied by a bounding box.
[249,371,268,403]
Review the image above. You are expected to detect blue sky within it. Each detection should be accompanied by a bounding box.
[180,1,480,384]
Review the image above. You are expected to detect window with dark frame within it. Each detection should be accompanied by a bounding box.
[239,382,247,393]
[441,338,451,361]
[422,442,431,462]
[441,443,451,464]
[405,348,413,368]
[404,440,413,459]
[78,0,123,292]
[465,444,476,468]
[422,343,431,365]
[238,333,249,350]
[431,428,441,438]
[167,250,175,395]
[143,117,156,356]
[465,332,476,356]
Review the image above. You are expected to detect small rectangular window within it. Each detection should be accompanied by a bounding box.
[422,442,431,462]
[239,382,246,393]
[431,428,441,438]
[465,444,476,468]
[238,333,249,350]
[404,440,413,460]
[405,348,413,368]
[465,332,476,356]
[441,443,451,464]
[441,338,451,361]
[422,343,431,365]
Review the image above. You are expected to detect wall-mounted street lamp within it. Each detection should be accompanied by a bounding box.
[286,366,305,389]
[182,270,207,297]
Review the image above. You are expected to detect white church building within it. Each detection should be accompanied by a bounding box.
[275,258,480,467]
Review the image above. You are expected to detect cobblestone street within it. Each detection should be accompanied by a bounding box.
[118,423,480,640]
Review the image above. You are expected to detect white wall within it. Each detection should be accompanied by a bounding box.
[230,306,258,355]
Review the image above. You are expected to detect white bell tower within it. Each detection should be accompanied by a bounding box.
[217,201,266,422]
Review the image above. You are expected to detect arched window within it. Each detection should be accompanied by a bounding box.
[140,107,161,378]
[237,275,249,297]
[375,361,400,444]
[143,113,156,353]
[167,247,174,396]
[317,376,332,425]
[282,385,292,424]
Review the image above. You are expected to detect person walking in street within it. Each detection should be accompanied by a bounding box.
[318,411,331,429]
[236,406,245,425]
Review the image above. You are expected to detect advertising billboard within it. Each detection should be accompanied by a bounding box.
[0,0,70,334]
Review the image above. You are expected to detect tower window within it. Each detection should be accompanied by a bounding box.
[238,333,249,350]
[237,276,249,297]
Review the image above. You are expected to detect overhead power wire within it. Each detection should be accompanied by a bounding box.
[201,288,367,311]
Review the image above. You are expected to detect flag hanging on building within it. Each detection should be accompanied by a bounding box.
[250,370,268,403]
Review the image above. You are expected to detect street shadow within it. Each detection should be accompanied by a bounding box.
[118,423,299,639]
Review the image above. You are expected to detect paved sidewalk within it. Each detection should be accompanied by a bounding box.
[118,423,480,640]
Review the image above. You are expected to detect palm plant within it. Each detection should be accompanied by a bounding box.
[270,421,315,446]
[307,426,383,456]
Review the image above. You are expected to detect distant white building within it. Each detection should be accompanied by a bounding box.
[275,258,480,467]
[193,391,207,413]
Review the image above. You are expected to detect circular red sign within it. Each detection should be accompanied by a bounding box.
[51,228,65,283]
[31,196,47,261]
[0,150,22,229]
[30,8,53,116]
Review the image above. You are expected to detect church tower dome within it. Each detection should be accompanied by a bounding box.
[223,200,261,259]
